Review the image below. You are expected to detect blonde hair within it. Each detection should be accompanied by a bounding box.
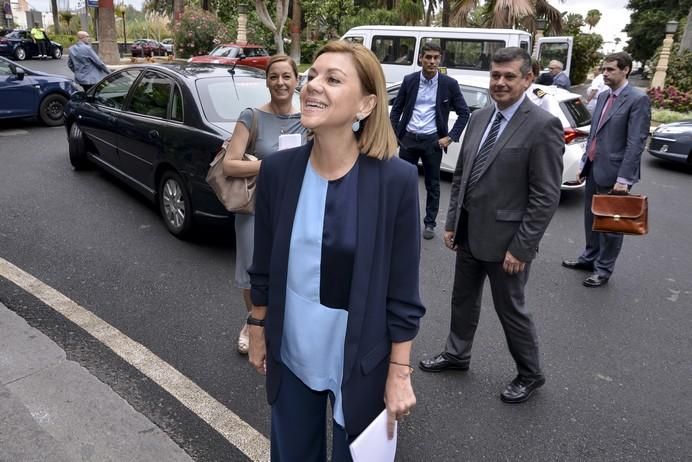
[314,41,398,160]
[266,54,298,78]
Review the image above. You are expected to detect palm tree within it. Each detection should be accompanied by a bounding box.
[585,9,601,30]
[289,0,301,64]
[399,0,424,25]
[450,0,562,34]
[51,0,60,34]
[98,0,120,64]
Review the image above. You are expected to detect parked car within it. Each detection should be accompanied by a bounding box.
[0,29,64,60]
[648,120,692,165]
[0,56,78,125]
[130,39,167,57]
[188,43,270,71]
[161,38,174,55]
[63,63,288,238]
[387,75,592,190]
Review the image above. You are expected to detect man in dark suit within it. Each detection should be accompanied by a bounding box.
[419,47,564,404]
[390,42,470,240]
[562,52,651,288]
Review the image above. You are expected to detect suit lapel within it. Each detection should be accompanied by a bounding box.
[461,107,493,186]
[343,155,379,384]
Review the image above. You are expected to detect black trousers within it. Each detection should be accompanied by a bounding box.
[398,131,442,228]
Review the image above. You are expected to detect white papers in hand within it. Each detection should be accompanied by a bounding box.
[349,409,397,462]
[278,133,302,151]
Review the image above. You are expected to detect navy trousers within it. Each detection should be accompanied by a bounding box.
[271,365,353,462]
[398,131,443,228]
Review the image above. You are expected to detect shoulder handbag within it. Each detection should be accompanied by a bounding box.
[206,108,259,214]
[591,192,648,235]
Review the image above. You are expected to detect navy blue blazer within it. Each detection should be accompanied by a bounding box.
[249,142,426,436]
[389,71,470,142]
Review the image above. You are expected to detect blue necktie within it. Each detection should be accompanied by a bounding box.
[467,111,504,193]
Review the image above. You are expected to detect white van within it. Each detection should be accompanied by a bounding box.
[341,25,573,84]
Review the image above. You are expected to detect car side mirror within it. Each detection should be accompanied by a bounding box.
[13,66,25,80]
[238,53,246,60]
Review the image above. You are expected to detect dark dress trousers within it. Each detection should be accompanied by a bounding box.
[445,97,564,378]
[249,142,426,437]
[390,71,470,228]
[578,84,651,278]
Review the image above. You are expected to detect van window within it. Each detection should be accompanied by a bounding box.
[422,37,505,71]
[520,41,529,52]
[372,35,416,65]
[343,36,364,44]
[538,42,570,70]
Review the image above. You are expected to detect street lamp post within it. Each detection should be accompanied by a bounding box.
[651,20,679,88]
[116,2,126,57]
[532,17,548,60]
[237,2,248,44]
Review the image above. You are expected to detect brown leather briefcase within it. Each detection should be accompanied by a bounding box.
[591,193,648,235]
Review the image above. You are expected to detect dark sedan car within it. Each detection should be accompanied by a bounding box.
[130,39,167,57]
[63,64,282,238]
[648,120,692,165]
[0,29,63,60]
[0,56,78,125]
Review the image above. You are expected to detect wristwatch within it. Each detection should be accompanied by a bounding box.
[247,315,265,327]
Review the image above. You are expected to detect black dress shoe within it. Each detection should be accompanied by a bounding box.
[500,375,545,404]
[561,259,594,271]
[583,274,609,287]
[419,353,469,372]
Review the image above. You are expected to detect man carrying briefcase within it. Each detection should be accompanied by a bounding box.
[562,51,651,287]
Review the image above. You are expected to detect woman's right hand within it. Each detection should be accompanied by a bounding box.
[248,325,267,375]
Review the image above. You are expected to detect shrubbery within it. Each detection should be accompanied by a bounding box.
[647,86,692,113]
[173,7,230,59]
[665,45,692,93]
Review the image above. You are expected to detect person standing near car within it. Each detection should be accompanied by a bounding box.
[30,22,48,59]
[390,42,470,240]
[222,55,307,356]
[419,47,563,405]
[547,60,571,89]
[586,64,608,114]
[67,31,110,91]
[562,52,651,288]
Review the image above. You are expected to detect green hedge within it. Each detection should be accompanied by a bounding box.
[50,34,78,49]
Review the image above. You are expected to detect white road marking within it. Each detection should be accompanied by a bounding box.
[0,256,270,461]
[0,129,30,137]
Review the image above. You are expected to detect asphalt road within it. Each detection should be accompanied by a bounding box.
[2,58,692,461]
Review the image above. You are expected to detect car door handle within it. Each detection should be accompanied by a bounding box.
[148,130,160,139]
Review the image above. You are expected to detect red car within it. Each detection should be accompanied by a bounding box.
[130,39,168,57]
[188,44,270,70]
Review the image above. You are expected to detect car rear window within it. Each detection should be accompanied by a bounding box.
[560,98,591,128]
[195,76,300,122]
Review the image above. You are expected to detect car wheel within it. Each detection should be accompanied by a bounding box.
[39,94,67,126]
[68,123,89,170]
[14,46,26,61]
[52,47,62,59]
[159,171,193,238]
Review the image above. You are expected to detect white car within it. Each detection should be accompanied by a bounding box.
[161,38,174,55]
[387,75,591,190]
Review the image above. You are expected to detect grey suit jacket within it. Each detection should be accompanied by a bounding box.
[446,97,564,263]
[67,42,110,85]
[581,83,651,187]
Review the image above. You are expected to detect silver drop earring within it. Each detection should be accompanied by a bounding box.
[352,112,364,132]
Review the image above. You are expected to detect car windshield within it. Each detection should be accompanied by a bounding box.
[5,31,23,39]
[210,46,239,58]
[560,98,591,128]
[196,76,300,122]
[459,85,491,111]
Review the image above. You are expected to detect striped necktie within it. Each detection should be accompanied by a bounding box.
[466,111,504,193]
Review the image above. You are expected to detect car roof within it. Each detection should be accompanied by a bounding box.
[218,43,265,49]
[114,63,266,80]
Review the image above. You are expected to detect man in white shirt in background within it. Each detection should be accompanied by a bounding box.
[586,64,608,114]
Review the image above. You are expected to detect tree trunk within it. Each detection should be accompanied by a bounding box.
[441,0,449,27]
[51,0,60,34]
[255,0,289,55]
[97,0,120,64]
[173,0,184,24]
[680,7,692,52]
[289,0,301,64]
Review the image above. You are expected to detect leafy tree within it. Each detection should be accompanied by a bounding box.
[302,0,356,38]
[624,0,691,62]
[562,12,603,84]
[585,9,601,30]
[398,0,424,25]
[173,6,230,57]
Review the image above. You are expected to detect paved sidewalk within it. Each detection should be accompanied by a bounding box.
[0,302,193,462]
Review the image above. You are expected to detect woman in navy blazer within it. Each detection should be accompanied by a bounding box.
[248,41,426,461]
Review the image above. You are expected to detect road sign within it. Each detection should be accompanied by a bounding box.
[87,0,99,7]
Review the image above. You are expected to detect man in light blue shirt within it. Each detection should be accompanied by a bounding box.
[390,42,470,240]
[67,31,110,91]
